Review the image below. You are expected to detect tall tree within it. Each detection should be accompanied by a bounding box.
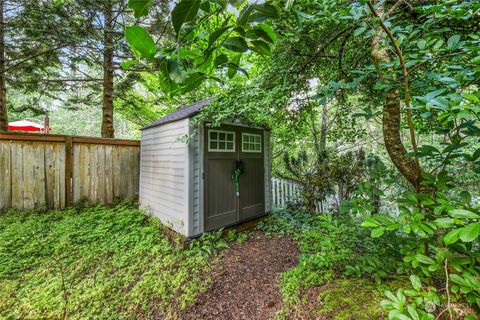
[102,0,115,137]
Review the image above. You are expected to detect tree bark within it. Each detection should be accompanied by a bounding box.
[370,3,420,189]
[0,0,7,132]
[101,0,115,138]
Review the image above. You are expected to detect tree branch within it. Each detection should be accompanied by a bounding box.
[368,0,421,191]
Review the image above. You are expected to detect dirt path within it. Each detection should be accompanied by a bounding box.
[180,231,299,320]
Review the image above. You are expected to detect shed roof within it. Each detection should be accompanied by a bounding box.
[142,98,212,130]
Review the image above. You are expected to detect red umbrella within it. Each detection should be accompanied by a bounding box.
[8,120,51,132]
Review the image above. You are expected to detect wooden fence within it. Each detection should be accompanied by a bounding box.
[0,132,140,211]
[271,177,338,212]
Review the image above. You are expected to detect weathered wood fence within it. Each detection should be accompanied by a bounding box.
[271,177,338,212]
[0,132,140,210]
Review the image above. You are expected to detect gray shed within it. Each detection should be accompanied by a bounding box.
[139,99,272,238]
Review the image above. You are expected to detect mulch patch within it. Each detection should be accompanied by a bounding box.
[179,231,299,320]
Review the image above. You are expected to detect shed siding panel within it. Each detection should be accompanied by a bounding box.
[264,130,272,212]
[190,122,202,236]
[139,119,188,235]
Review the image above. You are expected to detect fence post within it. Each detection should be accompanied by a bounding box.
[64,137,73,207]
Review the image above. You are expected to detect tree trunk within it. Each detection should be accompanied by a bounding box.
[370,3,419,189]
[0,0,7,132]
[101,0,115,138]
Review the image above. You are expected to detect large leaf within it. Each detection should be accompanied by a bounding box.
[167,59,188,84]
[222,37,249,52]
[179,72,206,94]
[158,59,178,95]
[371,227,385,238]
[449,209,480,219]
[208,26,231,48]
[226,62,248,78]
[125,26,156,59]
[172,0,201,34]
[128,0,152,18]
[447,34,460,49]
[416,254,435,265]
[238,5,253,26]
[251,3,279,19]
[227,54,241,78]
[433,217,455,228]
[250,40,271,56]
[410,274,422,291]
[214,53,228,67]
[258,23,276,43]
[444,229,461,245]
[459,222,480,242]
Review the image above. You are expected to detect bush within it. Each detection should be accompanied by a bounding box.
[258,208,407,308]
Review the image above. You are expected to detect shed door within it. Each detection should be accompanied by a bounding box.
[204,124,265,232]
[238,128,265,221]
[204,125,238,231]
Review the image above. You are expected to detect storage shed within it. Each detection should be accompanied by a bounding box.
[139,99,272,238]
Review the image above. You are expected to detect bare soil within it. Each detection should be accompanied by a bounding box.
[179,231,299,320]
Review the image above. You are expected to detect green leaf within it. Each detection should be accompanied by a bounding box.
[208,26,231,48]
[354,26,366,36]
[407,305,420,320]
[447,35,460,49]
[179,72,205,94]
[392,313,411,320]
[371,227,385,238]
[128,0,152,18]
[449,209,480,219]
[225,62,248,78]
[472,148,480,161]
[417,39,426,49]
[238,5,253,26]
[433,217,455,228]
[449,274,466,286]
[460,191,472,205]
[120,60,140,69]
[251,3,279,19]
[157,59,178,95]
[250,40,271,56]
[167,59,188,84]
[258,23,277,44]
[416,254,435,265]
[459,222,480,242]
[444,228,461,245]
[361,219,379,228]
[222,37,249,52]
[410,274,422,291]
[214,53,228,67]
[228,54,241,78]
[125,26,156,59]
[229,0,245,7]
[172,0,201,34]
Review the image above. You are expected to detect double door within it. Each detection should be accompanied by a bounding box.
[204,124,265,231]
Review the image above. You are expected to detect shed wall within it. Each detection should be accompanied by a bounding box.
[139,119,189,235]
[190,121,203,236]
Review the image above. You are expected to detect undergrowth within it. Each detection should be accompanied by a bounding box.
[258,209,410,319]
[0,201,234,319]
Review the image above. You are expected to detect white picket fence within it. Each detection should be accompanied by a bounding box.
[271,177,338,212]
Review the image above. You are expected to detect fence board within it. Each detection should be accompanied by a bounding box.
[0,141,11,209]
[33,143,45,209]
[0,133,140,210]
[12,143,24,209]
